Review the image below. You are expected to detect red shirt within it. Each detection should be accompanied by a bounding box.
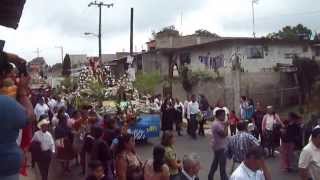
[229,114,239,125]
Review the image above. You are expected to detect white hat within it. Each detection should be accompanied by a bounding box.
[37,118,50,129]
[267,106,273,109]
[313,125,320,130]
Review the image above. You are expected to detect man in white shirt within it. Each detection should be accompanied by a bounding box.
[184,95,191,134]
[213,100,230,122]
[32,118,55,153]
[299,127,320,180]
[179,153,201,180]
[262,106,283,157]
[187,95,200,139]
[56,96,66,110]
[230,146,271,180]
[32,118,55,180]
[47,97,57,113]
[34,97,49,121]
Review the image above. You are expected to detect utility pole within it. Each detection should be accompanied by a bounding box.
[180,11,183,36]
[252,0,258,38]
[34,48,40,58]
[88,1,113,60]
[55,46,64,63]
[231,52,242,116]
[130,7,134,55]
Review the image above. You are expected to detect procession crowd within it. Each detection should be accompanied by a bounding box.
[0,54,320,180]
[17,93,320,180]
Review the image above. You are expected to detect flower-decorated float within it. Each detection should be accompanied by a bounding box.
[68,58,161,141]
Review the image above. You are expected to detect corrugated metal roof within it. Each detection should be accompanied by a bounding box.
[101,54,117,63]
[68,54,87,66]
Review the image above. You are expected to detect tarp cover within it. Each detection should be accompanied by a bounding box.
[0,0,26,29]
[129,114,161,140]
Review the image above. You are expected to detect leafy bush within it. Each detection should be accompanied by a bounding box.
[133,72,162,95]
[180,67,216,92]
[60,77,77,93]
[191,70,215,81]
[155,26,179,38]
[293,57,320,101]
[194,29,220,38]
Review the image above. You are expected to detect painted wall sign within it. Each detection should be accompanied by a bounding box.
[198,54,224,69]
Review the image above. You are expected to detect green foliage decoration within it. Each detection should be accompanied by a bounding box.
[133,71,162,95]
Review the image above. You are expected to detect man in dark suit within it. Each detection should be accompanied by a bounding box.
[179,153,201,180]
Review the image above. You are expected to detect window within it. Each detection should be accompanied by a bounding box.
[179,52,191,65]
[247,46,264,59]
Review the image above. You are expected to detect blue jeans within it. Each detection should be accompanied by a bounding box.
[0,174,19,180]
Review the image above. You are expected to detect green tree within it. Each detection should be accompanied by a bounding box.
[267,24,312,40]
[152,25,180,39]
[49,63,62,73]
[60,77,77,93]
[293,57,320,102]
[194,29,220,38]
[133,72,162,94]
[62,54,71,77]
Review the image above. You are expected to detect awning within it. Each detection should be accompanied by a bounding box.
[0,0,26,29]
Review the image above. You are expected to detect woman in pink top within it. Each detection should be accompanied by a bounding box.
[68,111,81,128]
[70,110,83,165]
[144,145,170,180]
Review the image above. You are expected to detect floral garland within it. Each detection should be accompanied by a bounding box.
[69,63,159,117]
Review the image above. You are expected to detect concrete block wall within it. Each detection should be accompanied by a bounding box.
[141,52,169,75]
[155,35,220,49]
[168,72,282,109]
[240,72,281,108]
[142,40,309,108]
[238,42,312,72]
[173,36,196,48]
[170,79,225,105]
[156,36,174,48]
[176,41,313,73]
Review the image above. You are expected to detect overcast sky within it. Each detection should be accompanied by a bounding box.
[1,0,320,65]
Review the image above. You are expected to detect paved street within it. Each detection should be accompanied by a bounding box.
[22,132,300,180]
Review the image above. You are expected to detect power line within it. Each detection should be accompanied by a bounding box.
[88,1,114,60]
